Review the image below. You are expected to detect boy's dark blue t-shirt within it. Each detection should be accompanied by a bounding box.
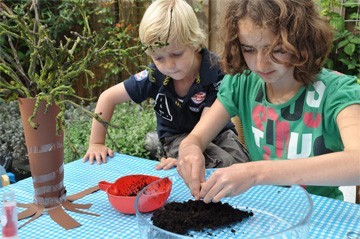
[124,48,235,139]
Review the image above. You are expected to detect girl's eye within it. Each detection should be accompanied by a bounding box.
[273,47,287,54]
[241,46,255,54]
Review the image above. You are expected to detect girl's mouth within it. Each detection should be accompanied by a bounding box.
[258,70,274,78]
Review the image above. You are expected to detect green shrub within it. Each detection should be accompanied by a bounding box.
[319,0,360,78]
[0,100,29,179]
[0,100,156,170]
[64,101,157,163]
[107,102,157,158]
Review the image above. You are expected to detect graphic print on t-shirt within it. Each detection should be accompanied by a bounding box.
[134,70,148,81]
[154,93,173,121]
[191,92,206,104]
[252,81,332,160]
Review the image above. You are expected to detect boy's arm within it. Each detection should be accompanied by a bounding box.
[83,83,132,164]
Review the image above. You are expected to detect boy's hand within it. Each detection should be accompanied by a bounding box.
[82,143,114,164]
[155,157,177,170]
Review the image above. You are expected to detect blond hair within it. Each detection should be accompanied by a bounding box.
[139,0,206,51]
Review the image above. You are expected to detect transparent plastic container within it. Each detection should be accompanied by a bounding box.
[135,169,313,239]
[1,191,19,239]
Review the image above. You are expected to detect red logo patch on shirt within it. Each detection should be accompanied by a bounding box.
[191,92,206,104]
[134,70,148,81]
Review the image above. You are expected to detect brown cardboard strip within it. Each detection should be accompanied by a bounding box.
[48,206,81,230]
[62,201,100,217]
[64,202,93,209]
[66,185,99,201]
[17,203,38,220]
[18,205,44,229]
[17,185,100,230]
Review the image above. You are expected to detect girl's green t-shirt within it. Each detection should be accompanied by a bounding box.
[217,68,360,199]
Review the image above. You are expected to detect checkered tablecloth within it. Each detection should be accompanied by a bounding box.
[0,153,359,239]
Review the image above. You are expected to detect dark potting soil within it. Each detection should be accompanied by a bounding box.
[151,200,254,235]
[126,181,150,196]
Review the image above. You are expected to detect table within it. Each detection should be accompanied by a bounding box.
[1,153,359,238]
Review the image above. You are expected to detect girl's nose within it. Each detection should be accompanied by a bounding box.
[256,52,270,72]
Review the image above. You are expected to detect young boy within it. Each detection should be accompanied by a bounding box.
[82,0,249,168]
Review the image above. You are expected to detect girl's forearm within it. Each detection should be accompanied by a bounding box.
[254,150,360,187]
[179,133,204,153]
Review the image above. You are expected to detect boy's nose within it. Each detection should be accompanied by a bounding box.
[166,59,176,70]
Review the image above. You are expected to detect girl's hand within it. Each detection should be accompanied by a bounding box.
[177,148,206,200]
[199,163,256,203]
[155,157,177,170]
[82,143,114,164]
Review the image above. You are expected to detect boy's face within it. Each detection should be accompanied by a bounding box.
[147,44,198,81]
[237,18,295,86]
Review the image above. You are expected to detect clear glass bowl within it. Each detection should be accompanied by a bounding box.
[135,169,313,239]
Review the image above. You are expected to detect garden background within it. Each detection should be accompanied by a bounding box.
[0,0,359,181]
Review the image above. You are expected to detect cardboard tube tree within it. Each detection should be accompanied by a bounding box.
[17,98,99,230]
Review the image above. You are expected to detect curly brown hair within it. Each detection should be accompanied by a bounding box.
[219,0,334,86]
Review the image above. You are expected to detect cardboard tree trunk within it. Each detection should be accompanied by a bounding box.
[17,98,99,230]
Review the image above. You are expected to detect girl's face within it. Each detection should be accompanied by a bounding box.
[147,44,198,81]
[237,18,295,86]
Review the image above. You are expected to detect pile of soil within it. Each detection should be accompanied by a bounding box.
[151,200,253,235]
[125,181,150,196]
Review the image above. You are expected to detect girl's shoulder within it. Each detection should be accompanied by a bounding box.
[317,68,358,87]
[223,71,262,87]
[312,68,360,108]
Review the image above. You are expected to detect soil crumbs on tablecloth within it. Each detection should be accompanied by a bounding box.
[151,200,254,236]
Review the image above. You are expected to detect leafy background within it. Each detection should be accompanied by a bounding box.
[0,0,358,180]
[0,99,156,180]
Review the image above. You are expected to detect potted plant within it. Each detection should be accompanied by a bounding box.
[0,0,110,132]
[0,0,136,229]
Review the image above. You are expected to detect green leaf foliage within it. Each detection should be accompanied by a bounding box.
[63,101,156,163]
[318,0,360,78]
[0,100,156,170]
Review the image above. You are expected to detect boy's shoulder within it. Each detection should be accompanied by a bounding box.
[142,63,166,86]
[200,48,220,68]
[199,48,224,85]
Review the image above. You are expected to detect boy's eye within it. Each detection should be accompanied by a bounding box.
[153,56,163,61]
[172,52,184,57]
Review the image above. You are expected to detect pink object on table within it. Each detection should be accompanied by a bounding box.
[1,191,18,239]
[99,174,172,214]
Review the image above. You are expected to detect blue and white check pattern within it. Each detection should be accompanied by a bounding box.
[0,153,359,239]
[138,170,313,239]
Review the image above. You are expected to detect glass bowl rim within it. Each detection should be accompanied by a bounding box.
[135,168,313,238]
